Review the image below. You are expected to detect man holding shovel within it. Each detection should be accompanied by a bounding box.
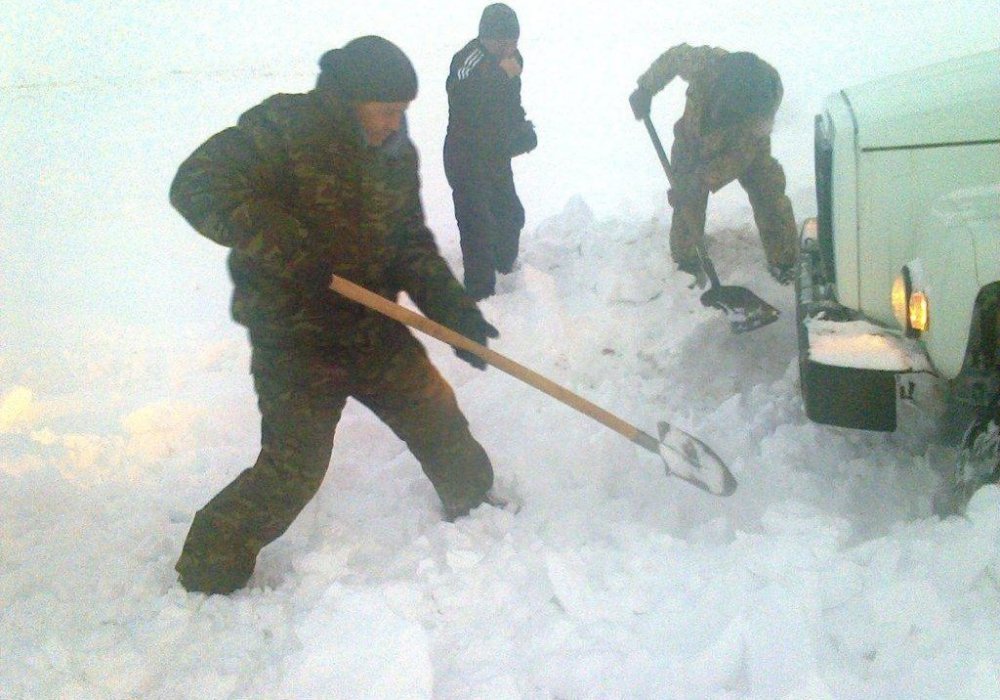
[629,44,797,287]
[169,37,501,595]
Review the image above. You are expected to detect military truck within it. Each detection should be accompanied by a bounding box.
[795,49,1000,511]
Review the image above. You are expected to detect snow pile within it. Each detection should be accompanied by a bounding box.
[4,199,999,697]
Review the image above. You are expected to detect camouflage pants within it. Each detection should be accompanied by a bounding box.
[175,340,493,594]
[445,144,525,299]
[670,145,797,268]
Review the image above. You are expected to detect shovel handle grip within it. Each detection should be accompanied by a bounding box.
[329,275,648,445]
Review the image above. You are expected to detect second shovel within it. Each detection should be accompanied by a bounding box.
[641,115,780,333]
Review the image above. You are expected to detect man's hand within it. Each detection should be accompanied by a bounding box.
[507,120,537,157]
[453,310,499,370]
[629,86,652,120]
[499,56,522,78]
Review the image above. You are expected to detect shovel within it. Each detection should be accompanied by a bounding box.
[641,115,780,333]
[330,275,737,496]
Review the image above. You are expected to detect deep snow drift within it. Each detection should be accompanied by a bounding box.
[3,2,1000,698]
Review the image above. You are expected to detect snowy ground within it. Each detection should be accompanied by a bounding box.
[3,2,1000,698]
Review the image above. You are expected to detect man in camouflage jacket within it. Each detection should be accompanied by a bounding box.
[169,36,500,595]
[630,44,797,285]
[445,3,537,300]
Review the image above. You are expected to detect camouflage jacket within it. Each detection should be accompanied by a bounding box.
[170,89,482,367]
[637,44,771,192]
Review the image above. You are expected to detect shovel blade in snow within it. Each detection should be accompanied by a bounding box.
[652,421,737,496]
[700,285,780,333]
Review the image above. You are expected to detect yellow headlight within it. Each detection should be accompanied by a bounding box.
[909,291,929,332]
[890,268,927,336]
[891,274,909,329]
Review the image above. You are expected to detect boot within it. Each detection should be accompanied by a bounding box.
[442,491,509,522]
[677,258,708,289]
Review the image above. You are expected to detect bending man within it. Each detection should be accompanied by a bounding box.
[630,44,797,285]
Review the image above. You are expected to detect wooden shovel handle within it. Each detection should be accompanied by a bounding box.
[329,275,645,444]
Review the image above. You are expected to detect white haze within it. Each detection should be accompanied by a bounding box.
[2,2,1000,698]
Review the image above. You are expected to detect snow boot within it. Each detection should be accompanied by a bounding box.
[442,490,509,522]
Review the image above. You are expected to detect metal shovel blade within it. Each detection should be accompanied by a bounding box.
[654,421,738,496]
[700,285,780,333]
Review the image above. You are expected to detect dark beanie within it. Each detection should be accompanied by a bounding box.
[479,3,519,40]
[316,35,418,102]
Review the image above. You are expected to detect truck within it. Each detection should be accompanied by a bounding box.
[795,48,1000,513]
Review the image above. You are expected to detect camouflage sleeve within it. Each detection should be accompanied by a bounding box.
[169,105,311,267]
[637,44,726,95]
[696,131,770,192]
[388,147,481,330]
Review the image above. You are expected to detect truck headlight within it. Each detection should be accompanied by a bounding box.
[909,291,929,332]
[891,267,929,337]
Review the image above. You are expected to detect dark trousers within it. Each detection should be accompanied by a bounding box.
[175,341,493,593]
[445,143,525,299]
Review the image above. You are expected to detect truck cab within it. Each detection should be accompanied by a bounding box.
[796,49,1000,509]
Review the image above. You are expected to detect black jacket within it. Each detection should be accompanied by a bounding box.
[445,39,531,161]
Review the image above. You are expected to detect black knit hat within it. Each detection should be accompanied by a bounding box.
[316,35,418,102]
[479,3,519,40]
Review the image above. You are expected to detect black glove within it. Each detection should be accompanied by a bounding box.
[629,86,652,120]
[667,178,707,208]
[452,309,499,370]
[507,120,537,157]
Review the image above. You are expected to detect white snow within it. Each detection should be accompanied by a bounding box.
[806,318,934,372]
[3,2,1000,698]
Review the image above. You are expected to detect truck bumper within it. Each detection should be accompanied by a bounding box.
[800,353,899,430]
[796,219,933,431]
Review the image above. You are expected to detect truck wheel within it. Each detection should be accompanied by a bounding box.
[933,393,1000,516]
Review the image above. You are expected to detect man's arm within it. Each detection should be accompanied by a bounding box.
[169,104,314,272]
[389,157,498,368]
[637,43,726,95]
[631,44,726,120]
[387,145,482,330]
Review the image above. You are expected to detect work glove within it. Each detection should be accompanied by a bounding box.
[507,120,537,157]
[667,178,707,208]
[452,309,500,370]
[629,86,652,120]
